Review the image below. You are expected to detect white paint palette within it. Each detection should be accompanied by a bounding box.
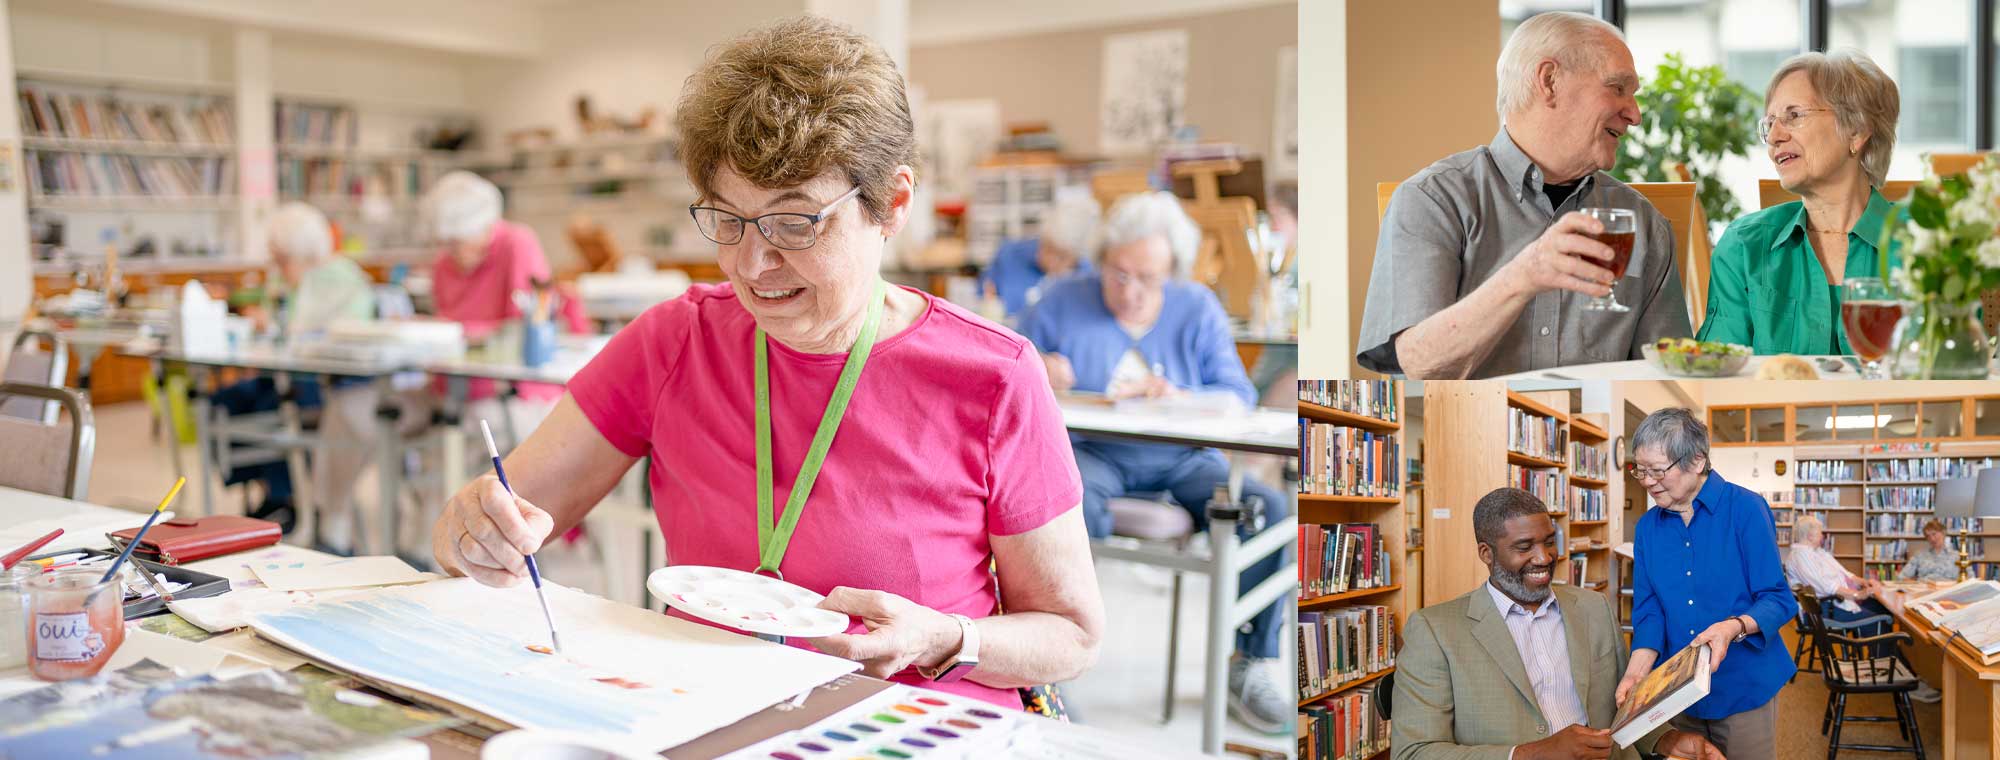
[647,565,851,639]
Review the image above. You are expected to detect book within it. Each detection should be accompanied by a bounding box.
[1909,579,2000,624]
[1609,644,1712,748]
[1945,604,2000,663]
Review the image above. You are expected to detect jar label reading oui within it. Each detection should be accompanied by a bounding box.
[35,612,104,662]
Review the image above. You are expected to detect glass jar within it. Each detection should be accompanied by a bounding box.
[0,565,33,670]
[1889,299,1992,380]
[25,567,128,681]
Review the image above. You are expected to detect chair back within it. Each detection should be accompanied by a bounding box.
[1930,152,1987,177]
[1373,670,1394,722]
[1377,182,1398,221]
[1,330,68,424]
[0,382,94,499]
[1629,181,1707,329]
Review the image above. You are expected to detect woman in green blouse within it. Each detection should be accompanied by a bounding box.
[1696,50,1903,354]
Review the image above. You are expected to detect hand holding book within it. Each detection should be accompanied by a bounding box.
[1513,725,1615,760]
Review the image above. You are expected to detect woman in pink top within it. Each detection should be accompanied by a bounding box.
[429,16,1104,711]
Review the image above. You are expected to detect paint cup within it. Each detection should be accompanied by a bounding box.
[479,729,656,760]
[521,320,557,368]
[25,566,128,681]
[0,565,34,670]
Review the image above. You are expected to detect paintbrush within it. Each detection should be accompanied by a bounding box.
[0,528,63,569]
[482,420,562,655]
[88,476,184,604]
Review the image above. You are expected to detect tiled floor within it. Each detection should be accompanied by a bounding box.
[82,399,1292,756]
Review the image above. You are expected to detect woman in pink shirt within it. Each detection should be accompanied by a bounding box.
[429,16,1104,711]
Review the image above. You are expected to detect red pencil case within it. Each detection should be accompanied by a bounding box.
[109,515,282,565]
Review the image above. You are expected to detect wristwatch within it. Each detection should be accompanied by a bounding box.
[1729,614,1753,643]
[918,613,981,683]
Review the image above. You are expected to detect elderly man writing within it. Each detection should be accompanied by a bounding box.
[1356,11,1689,379]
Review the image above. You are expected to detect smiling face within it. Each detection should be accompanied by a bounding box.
[1542,33,1642,182]
[1099,235,1174,329]
[1927,526,1950,551]
[709,165,910,352]
[1634,444,1706,508]
[1480,513,1558,605]
[1766,71,1866,193]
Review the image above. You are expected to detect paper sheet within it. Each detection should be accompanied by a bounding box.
[248,577,859,751]
[250,556,430,592]
[182,544,336,588]
[105,628,273,679]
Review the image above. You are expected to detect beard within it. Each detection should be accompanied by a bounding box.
[1490,559,1553,604]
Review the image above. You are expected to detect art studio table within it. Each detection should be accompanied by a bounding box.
[1496,354,1865,380]
[425,333,611,492]
[0,486,1209,759]
[1875,584,2000,760]
[117,342,416,554]
[1057,402,1298,757]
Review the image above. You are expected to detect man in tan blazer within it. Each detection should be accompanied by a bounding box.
[1392,488,1725,760]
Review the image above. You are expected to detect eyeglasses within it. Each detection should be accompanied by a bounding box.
[689,185,863,251]
[1105,268,1168,290]
[1628,455,1688,482]
[1757,107,1834,145]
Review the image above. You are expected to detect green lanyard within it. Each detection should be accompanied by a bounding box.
[754,280,885,578]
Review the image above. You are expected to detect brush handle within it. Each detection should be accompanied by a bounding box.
[1,529,62,569]
[100,510,164,584]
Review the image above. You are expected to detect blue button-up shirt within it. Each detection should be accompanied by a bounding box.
[1630,470,1798,719]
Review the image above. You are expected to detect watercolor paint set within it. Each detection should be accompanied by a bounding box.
[719,685,1032,760]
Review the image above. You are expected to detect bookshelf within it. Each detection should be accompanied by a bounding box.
[1297,379,1406,751]
[272,97,471,255]
[1785,443,2000,577]
[1562,413,1614,600]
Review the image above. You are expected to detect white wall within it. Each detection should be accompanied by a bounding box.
[1297,0,1341,378]
[909,0,1291,45]
[0,0,27,328]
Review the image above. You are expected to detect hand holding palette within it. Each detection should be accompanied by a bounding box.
[648,565,851,639]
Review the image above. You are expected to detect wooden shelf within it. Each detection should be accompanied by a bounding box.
[1299,666,1396,707]
[24,136,235,156]
[1571,520,1609,527]
[1408,481,1424,489]
[1869,480,1939,486]
[1836,553,1863,559]
[1799,481,1868,486]
[1865,509,1938,514]
[1300,493,1404,506]
[30,195,238,212]
[1508,451,1567,469]
[1570,418,1609,442]
[1505,390,1566,420]
[1407,546,1424,554]
[1570,475,1609,488]
[1299,583,1405,608]
[1298,401,1403,432]
[1824,528,1863,533]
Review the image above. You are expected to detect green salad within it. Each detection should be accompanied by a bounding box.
[1650,338,1750,376]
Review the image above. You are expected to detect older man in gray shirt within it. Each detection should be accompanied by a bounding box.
[1357,11,1691,379]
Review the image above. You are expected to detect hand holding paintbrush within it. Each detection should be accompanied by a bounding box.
[482,420,563,654]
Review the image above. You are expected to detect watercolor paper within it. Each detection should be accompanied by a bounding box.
[248,577,859,751]
[250,556,431,593]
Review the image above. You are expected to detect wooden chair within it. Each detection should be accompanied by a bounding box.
[1629,181,1708,330]
[1800,587,1926,760]
[1929,152,1987,177]
[0,382,94,499]
[1790,585,1822,681]
[1759,179,1918,208]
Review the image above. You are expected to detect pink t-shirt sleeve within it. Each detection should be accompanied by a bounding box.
[567,298,693,458]
[983,342,1083,536]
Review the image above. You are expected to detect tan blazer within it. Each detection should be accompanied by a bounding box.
[1391,582,1669,760]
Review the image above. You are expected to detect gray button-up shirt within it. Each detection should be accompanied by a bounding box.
[1356,128,1691,378]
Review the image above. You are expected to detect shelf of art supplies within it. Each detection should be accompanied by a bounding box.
[1298,665,1397,708]
[22,136,235,156]
[1299,584,1405,609]
[1298,401,1402,432]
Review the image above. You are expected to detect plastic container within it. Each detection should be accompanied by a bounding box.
[25,567,129,681]
[522,320,557,368]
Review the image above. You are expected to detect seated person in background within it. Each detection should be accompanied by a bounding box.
[1355,11,1688,379]
[1786,515,1941,702]
[1900,519,1961,582]
[1393,488,1721,760]
[1697,50,1904,354]
[1017,191,1292,733]
[211,201,376,533]
[979,185,1098,318]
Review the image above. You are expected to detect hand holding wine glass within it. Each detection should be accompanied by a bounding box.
[1502,211,1619,301]
[1577,207,1636,312]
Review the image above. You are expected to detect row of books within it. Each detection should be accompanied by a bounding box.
[27,153,234,198]
[1868,458,1979,482]
[1300,423,1401,497]
[1300,523,1393,598]
[1796,487,1844,507]
[1507,408,1566,461]
[1297,604,1396,697]
[1867,514,1989,534]
[1570,487,1605,521]
[276,102,359,148]
[1300,380,1399,422]
[1299,691,1389,760]
[276,158,433,200]
[1867,487,1936,511]
[18,88,233,144]
[1797,460,1858,483]
[1864,538,1979,561]
[1507,464,1566,511]
[1570,442,1609,480]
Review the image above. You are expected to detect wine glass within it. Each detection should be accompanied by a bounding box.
[1578,208,1636,312]
[1841,277,1902,379]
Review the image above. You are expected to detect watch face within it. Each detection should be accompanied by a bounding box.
[932,659,977,683]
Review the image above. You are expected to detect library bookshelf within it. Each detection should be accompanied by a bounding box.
[1297,382,1406,719]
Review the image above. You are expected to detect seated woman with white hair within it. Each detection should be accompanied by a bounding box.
[211,201,376,532]
[1015,190,1293,733]
[1786,514,1941,701]
[977,186,1098,318]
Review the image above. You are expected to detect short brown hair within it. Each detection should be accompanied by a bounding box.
[1923,519,1947,536]
[675,15,918,224]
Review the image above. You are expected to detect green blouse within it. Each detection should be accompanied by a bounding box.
[1695,189,1902,354]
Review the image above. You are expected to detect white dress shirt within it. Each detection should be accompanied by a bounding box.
[1787,544,1863,613]
[1487,581,1588,754]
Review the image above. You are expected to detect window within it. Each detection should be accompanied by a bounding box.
[1921,399,1965,438]
[1725,49,1791,93]
[1832,0,1973,175]
[1977,398,2000,437]
[1879,402,1919,439]
[1712,408,1748,443]
[1751,407,1788,442]
[1796,405,1835,442]
[1901,47,1970,145]
[1500,1,1594,47]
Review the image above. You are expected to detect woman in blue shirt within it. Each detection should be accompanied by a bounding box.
[978,186,1098,318]
[1016,191,1292,734]
[1621,408,1798,759]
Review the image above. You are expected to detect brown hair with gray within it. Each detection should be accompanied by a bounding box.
[1766,50,1900,188]
[1923,519,1947,536]
[675,15,919,224]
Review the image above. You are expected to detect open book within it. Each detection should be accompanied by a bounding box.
[1909,579,2000,625]
[1610,644,1712,748]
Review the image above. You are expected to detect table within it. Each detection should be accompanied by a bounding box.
[0,486,1207,759]
[1497,354,1865,380]
[1058,401,1298,756]
[1874,585,2000,760]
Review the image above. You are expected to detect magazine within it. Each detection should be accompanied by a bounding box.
[1610,644,1712,748]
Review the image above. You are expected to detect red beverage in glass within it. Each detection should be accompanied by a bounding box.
[1843,300,1904,361]
[1589,231,1636,279]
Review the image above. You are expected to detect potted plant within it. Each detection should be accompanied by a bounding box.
[1612,53,1762,227]
[1882,156,2000,379]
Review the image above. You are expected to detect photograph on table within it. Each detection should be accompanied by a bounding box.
[1299,1,1997,381]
